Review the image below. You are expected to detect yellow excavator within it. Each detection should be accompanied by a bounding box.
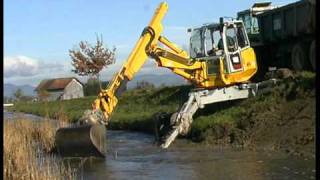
[55,2,275,157]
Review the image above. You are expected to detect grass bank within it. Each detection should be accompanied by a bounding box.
[4,119,77,179]
[9,71,315,157]
[10,85,191,133]
[190,71,315,157]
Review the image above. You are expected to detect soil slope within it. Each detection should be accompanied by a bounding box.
[192,71,315,158]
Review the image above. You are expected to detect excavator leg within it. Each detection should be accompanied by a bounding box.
[54,110,107,157]
[157,79,278,148]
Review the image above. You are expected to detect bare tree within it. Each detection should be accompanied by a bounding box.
[69,35,116,89]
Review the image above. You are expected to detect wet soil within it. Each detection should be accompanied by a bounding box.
[199,74,316,159]
[241,92,315,158]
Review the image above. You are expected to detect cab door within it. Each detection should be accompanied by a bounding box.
[222,23,244,73]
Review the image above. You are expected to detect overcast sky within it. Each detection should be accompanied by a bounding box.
[4,0,294,86]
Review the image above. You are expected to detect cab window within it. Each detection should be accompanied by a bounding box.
[204,29,213,55]
[190,29,204,58]
[236,24,249,48]
[225,26,238,52]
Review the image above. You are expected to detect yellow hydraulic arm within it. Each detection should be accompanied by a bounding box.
[55,2,258,155]
[92,2,257,124]
[93,3,188,120]
[92,2,200,123]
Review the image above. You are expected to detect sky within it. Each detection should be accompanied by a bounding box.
[4,0,294,86]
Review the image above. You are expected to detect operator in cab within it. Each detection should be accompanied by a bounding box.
[207,28,236,56]
[217,29,235,51]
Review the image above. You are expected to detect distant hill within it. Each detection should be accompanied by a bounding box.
[4,84,36,97]
[127,74,188,89]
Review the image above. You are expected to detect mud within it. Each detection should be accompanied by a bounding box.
[198,72,316,159]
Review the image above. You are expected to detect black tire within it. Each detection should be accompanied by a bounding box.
[309,40,315,71]
[291,43,306,70]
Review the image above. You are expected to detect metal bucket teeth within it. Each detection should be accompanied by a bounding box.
[54,125,106,157]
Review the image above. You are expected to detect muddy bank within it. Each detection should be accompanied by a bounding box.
[190,71,315,159]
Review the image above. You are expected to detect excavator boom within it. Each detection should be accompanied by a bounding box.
[93,2,169,122]
[54,2,258,157]
[92,2,205,123]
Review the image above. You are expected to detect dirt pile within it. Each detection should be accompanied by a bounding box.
[244,71,315,158]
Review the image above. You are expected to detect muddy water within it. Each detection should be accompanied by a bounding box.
[69,131,315,180]
[4,111,315,180]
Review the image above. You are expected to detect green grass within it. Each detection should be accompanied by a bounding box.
[189,93,278,142]
[10,85,191,133]
[9,71,315,142]
[10,96,96,122]
[189,71,315,142]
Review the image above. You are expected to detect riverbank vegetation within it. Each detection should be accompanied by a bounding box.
[4,119,76,179]
[9,85,191,132]
[9,71,315,157]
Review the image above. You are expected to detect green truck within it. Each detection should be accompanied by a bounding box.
[237,0,316,73]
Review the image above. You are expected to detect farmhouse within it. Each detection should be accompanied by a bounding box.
[35,77,84,101]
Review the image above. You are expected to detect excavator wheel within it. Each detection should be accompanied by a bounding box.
[54,124,107,157]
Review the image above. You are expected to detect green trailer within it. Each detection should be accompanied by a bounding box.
[237,0,316,72]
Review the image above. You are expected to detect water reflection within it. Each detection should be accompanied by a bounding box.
[67,131,315,180]
[4,112,315,180]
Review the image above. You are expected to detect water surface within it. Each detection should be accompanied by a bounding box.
[4,111,315,180]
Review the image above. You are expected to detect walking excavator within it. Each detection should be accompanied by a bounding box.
[54,2,277,157]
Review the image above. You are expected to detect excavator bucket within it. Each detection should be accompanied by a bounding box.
[54,124,106,157]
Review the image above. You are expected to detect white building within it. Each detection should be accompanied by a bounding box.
[35,77,84,101]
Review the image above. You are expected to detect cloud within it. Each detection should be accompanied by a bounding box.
[39,61,65,72]
[4,55,64,78]
[4,25,189,86]
[4,56,39,78]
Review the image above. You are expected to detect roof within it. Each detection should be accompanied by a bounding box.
[35,77,83,91]
[252,2,272,8]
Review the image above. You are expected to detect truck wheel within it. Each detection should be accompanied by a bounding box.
[309,41,315,71]
[291,44,306,70]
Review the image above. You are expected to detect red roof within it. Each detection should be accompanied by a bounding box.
[35,77,82,91]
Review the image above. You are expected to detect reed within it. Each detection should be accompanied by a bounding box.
[4,119,77,180]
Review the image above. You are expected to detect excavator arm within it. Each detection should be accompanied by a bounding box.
[93,2,203,124]
[54,2,200,157]
[54,2,260,157]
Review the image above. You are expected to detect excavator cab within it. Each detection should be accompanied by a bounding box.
[188,18,257,87]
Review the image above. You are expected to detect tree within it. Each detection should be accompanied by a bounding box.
[20,95,34,102]
[13,88,23,101]
[69,35,116,89]
[136,80,155,89]
[84,77,110,96]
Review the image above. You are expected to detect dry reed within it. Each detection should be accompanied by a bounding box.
[4,119,77,180]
